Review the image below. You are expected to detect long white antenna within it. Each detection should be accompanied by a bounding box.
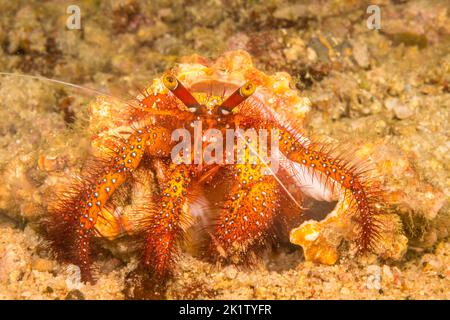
[0,72,137,107]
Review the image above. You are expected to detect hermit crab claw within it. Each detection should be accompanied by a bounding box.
[162,73,201,113]
[218,81,256,115]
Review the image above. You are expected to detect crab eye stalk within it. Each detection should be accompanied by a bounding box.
[162,73,200,112]
[219,81,256,113]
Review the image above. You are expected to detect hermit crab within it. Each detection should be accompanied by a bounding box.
[41,51,395,290]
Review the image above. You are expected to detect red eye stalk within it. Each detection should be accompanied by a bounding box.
[219,81,256,112]
[163,73,199,110]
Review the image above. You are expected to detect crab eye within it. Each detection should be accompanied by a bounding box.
[162,74,178,90]
[219,80,256,113]
[239,82,256,97]
[162,73,200,111]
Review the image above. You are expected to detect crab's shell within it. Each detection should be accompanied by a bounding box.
[148,51,310,122]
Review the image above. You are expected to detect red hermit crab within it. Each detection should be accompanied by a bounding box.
[43,51,386,289]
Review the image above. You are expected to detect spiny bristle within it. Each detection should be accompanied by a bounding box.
[43,175,97,283]
[43,126,150,283]
[139,164,195,280]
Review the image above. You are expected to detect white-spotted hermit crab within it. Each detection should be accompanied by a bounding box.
[42,51,400,295]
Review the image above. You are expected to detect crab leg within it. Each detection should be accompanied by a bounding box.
[213,175,280,261]
[74,131,149,282]
[142,163,194,279]
[276,128,381,252]
[212,140,280,261]
[46,125,174,283]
